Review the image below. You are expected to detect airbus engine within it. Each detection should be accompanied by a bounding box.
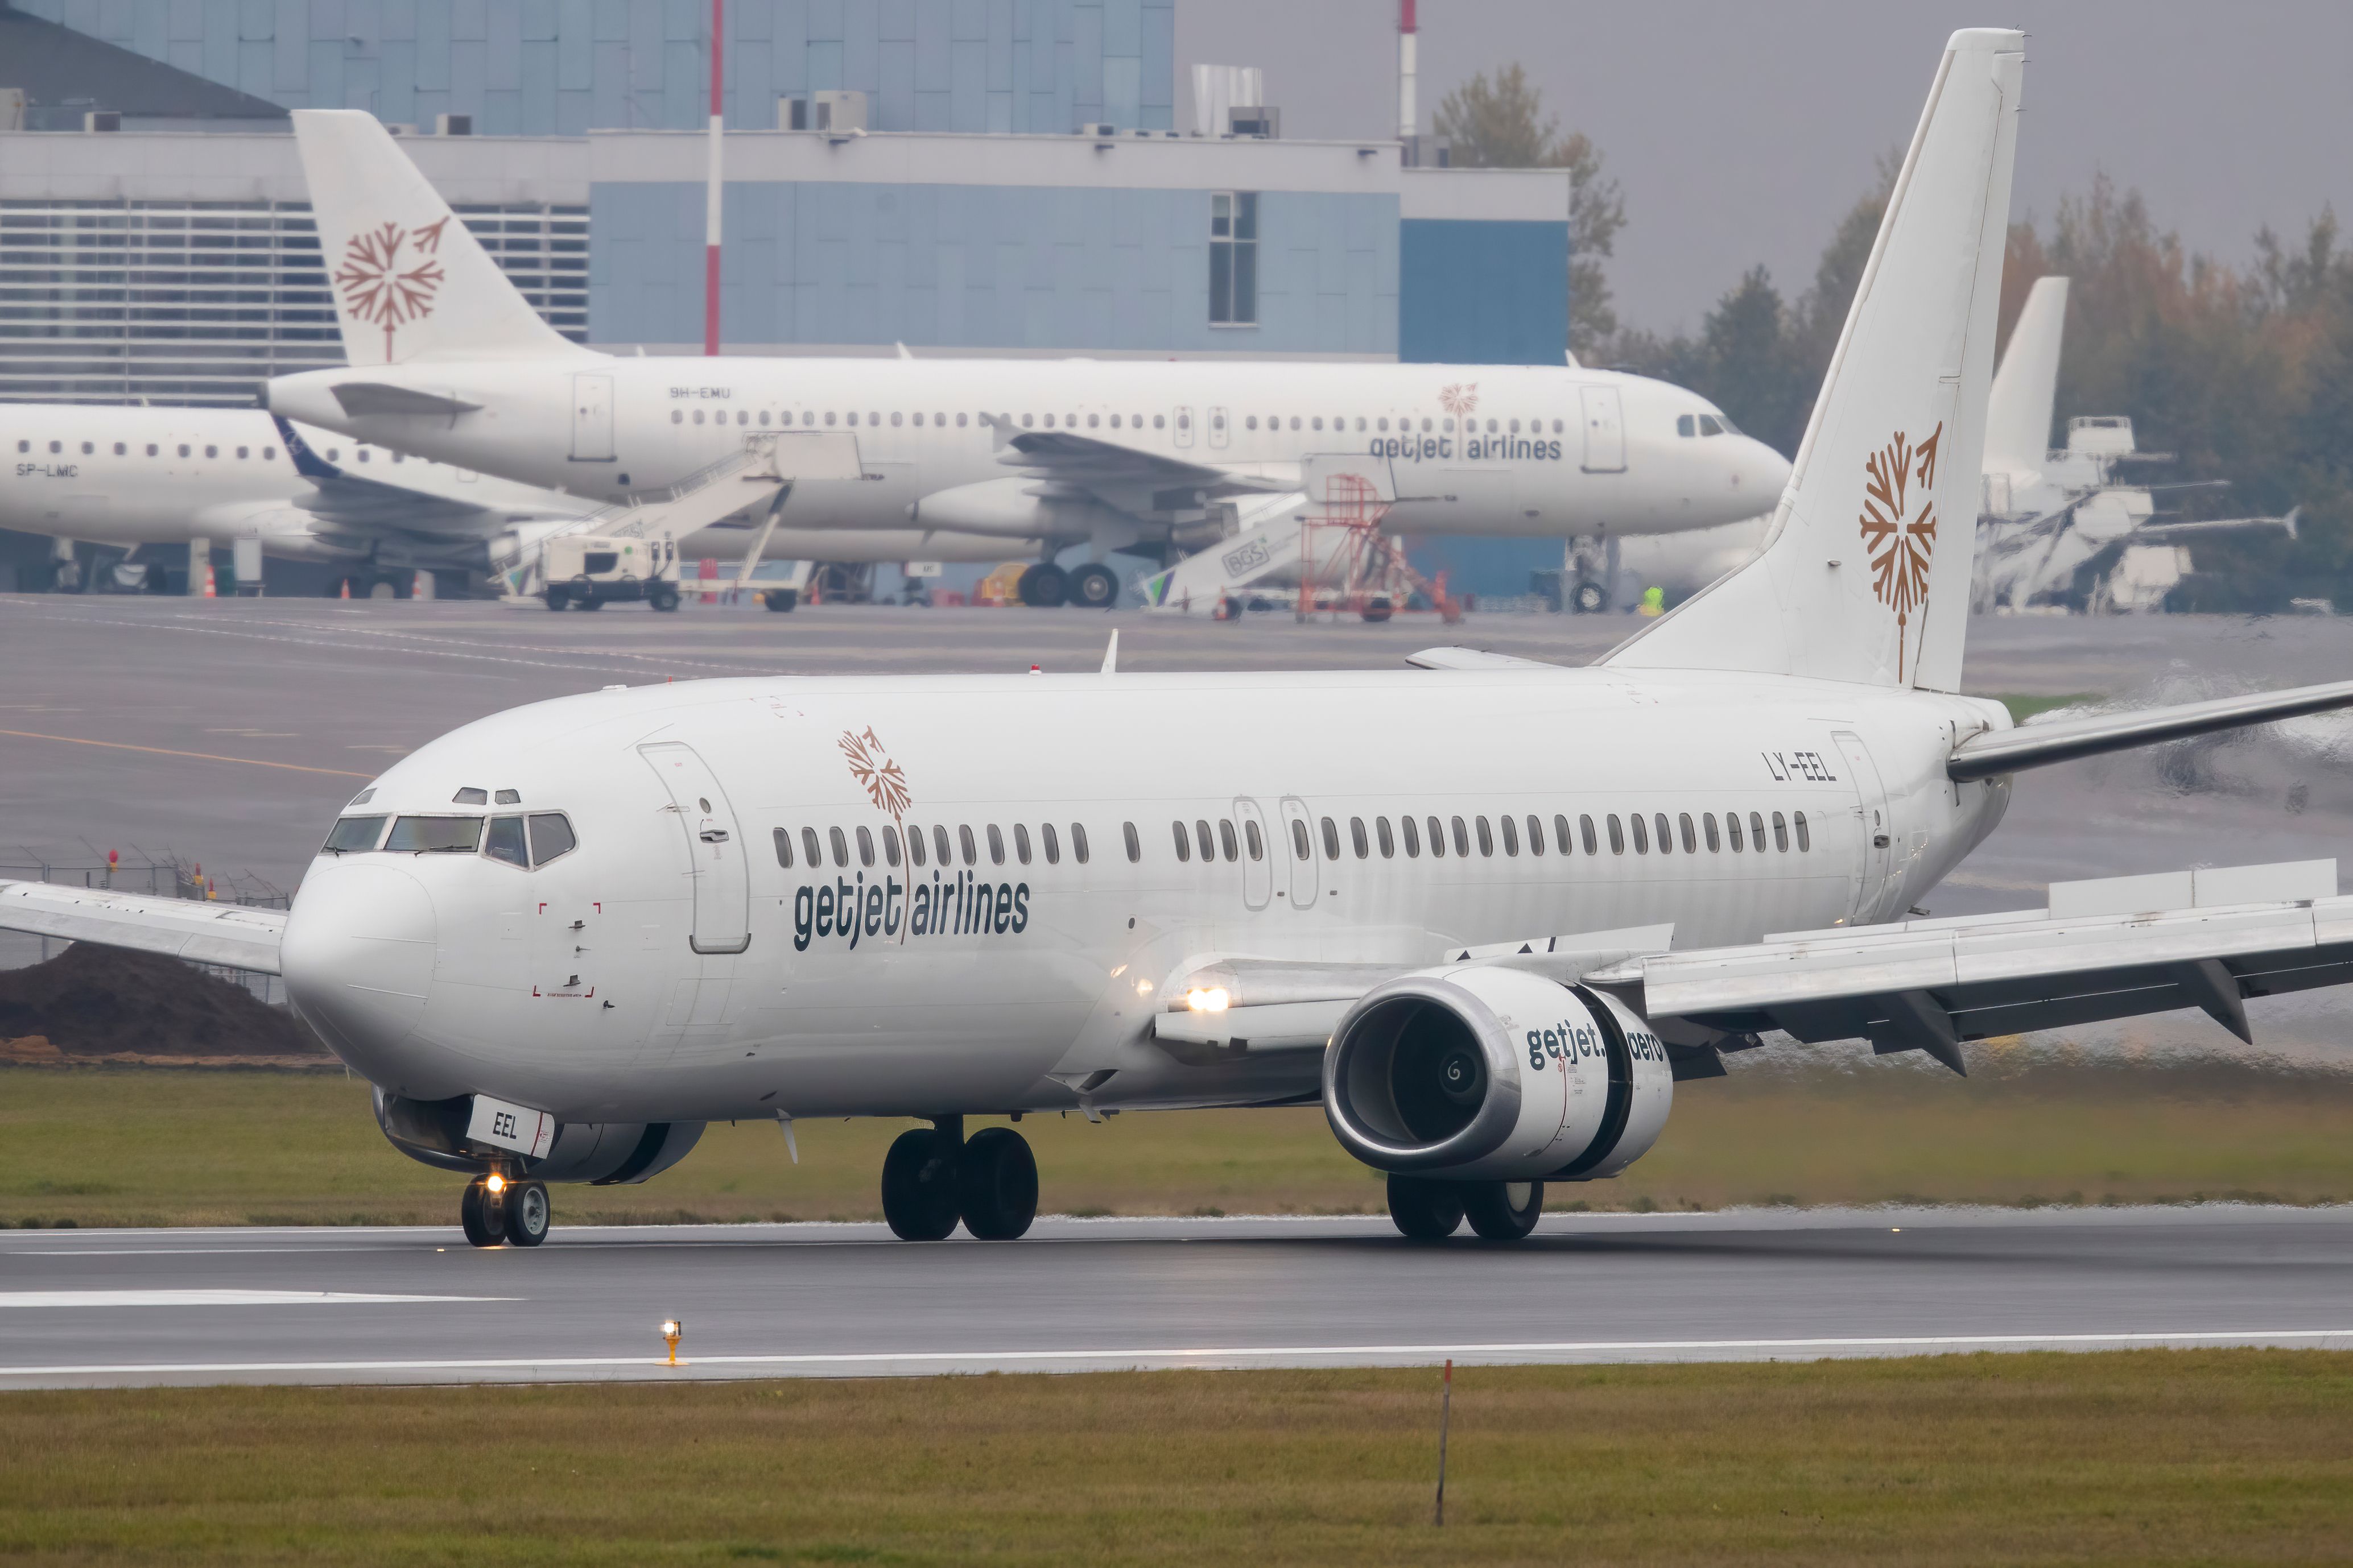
[1322,967,1672,1182]
[374,1089,704,1185]
[911,475,1126,539]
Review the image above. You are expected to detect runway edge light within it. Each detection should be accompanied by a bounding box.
[661,1319,684,1366]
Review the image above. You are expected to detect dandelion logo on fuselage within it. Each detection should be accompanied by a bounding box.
[1859,423,1942,678]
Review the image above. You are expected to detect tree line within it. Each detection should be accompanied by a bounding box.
[1438,67,2353,611]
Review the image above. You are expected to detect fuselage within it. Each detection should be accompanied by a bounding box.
[269,357,1789,546]
[280,668,2011,1126]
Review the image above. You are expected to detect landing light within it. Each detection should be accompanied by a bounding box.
[485,1173,506,1194]
[1186,986,1231,1013]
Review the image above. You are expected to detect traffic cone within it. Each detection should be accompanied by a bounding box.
[201,559,217,598]
[339,576,350,599]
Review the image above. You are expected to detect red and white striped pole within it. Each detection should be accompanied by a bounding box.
[704,0,724,357]
[1398,0,1417,142]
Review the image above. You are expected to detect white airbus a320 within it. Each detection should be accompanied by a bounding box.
[11,31,2353,1250]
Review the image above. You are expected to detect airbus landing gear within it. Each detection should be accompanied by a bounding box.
[459,1172,550,1248]
[880,1119,1038,1240]
[1017,562,1068,607]
[1067,562,1120,610]
[1571,579,1609,614]
[1386,1176,1545,1241]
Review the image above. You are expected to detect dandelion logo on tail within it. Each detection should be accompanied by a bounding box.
[1858,423,1942,680]
[333,216,451,361]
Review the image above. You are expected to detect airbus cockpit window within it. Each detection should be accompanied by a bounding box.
[485,815,530,867]
[323,816,389,854]
[385,816,484,854]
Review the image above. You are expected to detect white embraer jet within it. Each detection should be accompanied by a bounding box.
[0,405,1043,599]
[11,31,2353,1250]
[263,110,1788,610]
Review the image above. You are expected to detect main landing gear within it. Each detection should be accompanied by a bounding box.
[1386,1174,1545,1242]
[880,1117,1039,1240]
[459,1170,550,1248]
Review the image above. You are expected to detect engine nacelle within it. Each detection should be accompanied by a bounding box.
[374,1089,704,1185]
[911,475,1124,540]
[1323,966,1672,1182]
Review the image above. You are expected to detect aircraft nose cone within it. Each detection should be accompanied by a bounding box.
[281,860,437,1074]
[1738,437,1794,502]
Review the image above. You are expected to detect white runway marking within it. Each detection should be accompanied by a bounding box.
[5,1327,2350,1383]
[0,1290,510,1309]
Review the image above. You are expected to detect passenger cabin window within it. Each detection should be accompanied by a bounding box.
[1631,814,1649,854]
[802,827,823,866]
[1500,815,1518,855]
[1072,823,1091,863]
[1772,812,1790,852]
[1350,817,1369,858]
[1680,813,1698,854]
[959,825,978,866]
[1123,822,1140,862]
[385,816,483,854]
[988,825,1006,866]
[1793,811,1811,851]
[1376,817,1394,857]
[1581,814,1599,855]
[829,828,850,867]
[1401,816,1420,857]
[1013,824,1031,864]
[1477,816,1496,856]
[1751,811,1767,849]
[1703,813,1721,853]
[907,825,927,866]
[323,816,388,854]
[1244,820,1264,860]
[1172,821,1191,862]
[773,827,794,867]
[1290,819,1312,860]
[856,826,876,867]
[1194,820,1215,862]
[934,825,952,866]
[1219,820,1239,862]
[1426,816,1445,858]
[1654,813,1671,853]
[1725,812,1744,851]
[1607,814,1625,854]
[1525,815,1544,855]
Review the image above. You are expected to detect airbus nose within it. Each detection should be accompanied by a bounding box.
[280,859,440,1086]
[1726,435,1794,519]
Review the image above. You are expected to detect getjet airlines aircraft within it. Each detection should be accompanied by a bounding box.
[1,406,1041,598]
[263,110,1789,611]
[14,31,2353,1249]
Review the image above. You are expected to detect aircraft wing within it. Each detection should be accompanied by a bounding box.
[982,416,1295,517]
[0,881,286,974]
[1584,860,2345,1074]
[276,417,584,541]
[1949,677,2353,780]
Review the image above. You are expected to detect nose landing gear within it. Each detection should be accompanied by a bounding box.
[459,1171,551,1248]
[880,1118,1039,1240]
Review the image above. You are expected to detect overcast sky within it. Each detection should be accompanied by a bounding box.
[1175,1,2353,334]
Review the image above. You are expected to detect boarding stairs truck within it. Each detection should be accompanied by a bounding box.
[494,431,861,611]
[1142,458,1430,620]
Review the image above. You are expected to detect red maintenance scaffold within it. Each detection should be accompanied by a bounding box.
[1292,472,1458,623]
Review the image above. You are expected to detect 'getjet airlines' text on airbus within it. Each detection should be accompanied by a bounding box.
[17,32,2353,1253]
[266,108,1788,609]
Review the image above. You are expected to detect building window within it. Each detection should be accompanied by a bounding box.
[1209,192,1258,326]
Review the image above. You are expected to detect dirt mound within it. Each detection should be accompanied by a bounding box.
[0,943,326,1058]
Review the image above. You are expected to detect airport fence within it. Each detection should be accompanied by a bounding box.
[1,849,288,1004]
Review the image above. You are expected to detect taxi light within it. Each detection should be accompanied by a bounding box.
[1186,986,1231,1013]
[485,1173,506,1194]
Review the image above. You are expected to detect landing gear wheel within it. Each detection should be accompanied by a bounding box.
[1571,580,1608,614]
[460,1178,500,1247]
[762,589,798,613]
[1018,563,1068,607]
[881,1128,963,1240]
[1386,1174,1466,1240]
[1360,596,1393,623]
[1067,562,1119,610]
[502,1180,551,1246]
[1462,1180,1543,1241]
[956,1127,1039,1240]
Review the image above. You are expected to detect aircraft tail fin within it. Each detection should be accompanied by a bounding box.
[1984,276,2068,482]
[291,110,588,367]
[1605,29,2024,692]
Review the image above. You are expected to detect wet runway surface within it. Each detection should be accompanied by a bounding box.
[4,1206,2349,1389]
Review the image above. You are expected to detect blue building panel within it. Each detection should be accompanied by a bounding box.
[1398,218,1568,366]
[589,179,1398,357]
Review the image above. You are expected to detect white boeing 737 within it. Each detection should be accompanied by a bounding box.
[14,32,2353,1250]
[263,110,1788,610]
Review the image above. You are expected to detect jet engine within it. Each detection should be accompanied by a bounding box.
[911,475,1125,540]
[374,1089,703,1185]
[1322,967,1671,1182]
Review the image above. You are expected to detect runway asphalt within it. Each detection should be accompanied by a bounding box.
[3,1206,2349,1389]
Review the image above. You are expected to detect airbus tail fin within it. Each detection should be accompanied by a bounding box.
[1607,29,2024,692]
[290,110,589,367]
[1984,276,2068,481]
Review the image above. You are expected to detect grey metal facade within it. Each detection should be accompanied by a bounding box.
[10,0,1175,136]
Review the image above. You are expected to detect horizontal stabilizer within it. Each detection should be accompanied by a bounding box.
[0,881,286,974]
[329,383,484,419]
[1949,678,2353,780]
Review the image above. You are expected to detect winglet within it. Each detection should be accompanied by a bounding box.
[894,341,914,361]
[1100,630,1119,675]
[274,416,344,481]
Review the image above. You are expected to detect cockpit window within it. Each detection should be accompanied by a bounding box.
[452,787,489,805]
[1677,413,1696,437]
[385,815,484,853]
[527,813,577,866]
[349,788,377,806]
[1698,414,1724,436]
[323,815,388,854]
[485,815,530,867]
[1714,412,1743,436]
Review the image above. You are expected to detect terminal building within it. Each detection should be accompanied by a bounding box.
[0,0,1575,588]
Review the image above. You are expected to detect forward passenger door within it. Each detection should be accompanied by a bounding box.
[638,741,751,953]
